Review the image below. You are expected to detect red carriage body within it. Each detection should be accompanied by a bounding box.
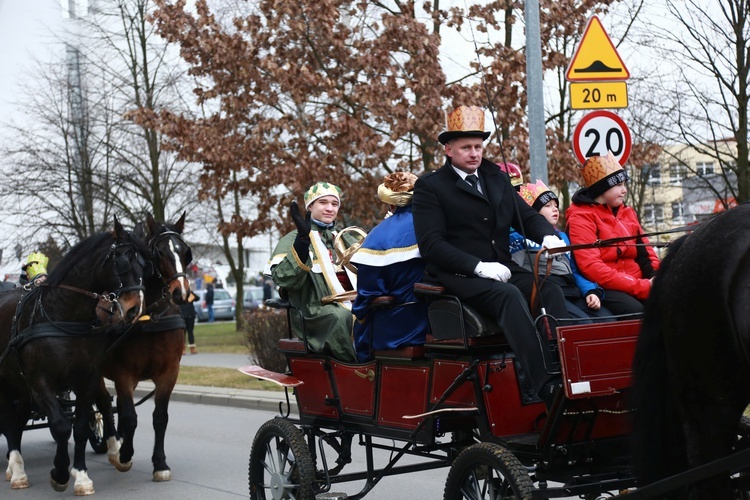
[245,286,648,499]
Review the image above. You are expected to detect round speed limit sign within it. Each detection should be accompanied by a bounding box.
[573,110,631,166]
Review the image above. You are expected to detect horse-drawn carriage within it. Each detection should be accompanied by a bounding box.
[244,205,750,500]
[244,282,642,499]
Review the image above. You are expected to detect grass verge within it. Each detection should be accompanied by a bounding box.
[193,321,247,354]
[177,366,281,391]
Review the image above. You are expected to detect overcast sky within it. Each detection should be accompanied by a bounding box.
[0,0,65,129]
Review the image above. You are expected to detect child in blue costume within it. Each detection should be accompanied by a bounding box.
[350,172,428,362]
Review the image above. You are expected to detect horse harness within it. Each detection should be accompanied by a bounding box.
[0,241,149,373]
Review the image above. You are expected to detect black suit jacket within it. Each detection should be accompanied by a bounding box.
[412,158,556,298]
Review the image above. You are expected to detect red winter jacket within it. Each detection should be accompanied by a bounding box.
[566,191,660,300]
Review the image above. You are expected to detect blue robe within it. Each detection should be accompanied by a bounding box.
[350,206,428,362]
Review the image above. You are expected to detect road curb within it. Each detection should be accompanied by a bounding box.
[106,381,297,414]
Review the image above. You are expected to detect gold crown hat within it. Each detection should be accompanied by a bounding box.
[519,180,558,211]
[438,106,492,144]
[377,171,418,207]
[580,152,629,199]
[304,181,342,209]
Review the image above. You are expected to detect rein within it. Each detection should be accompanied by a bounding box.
[528,225,695,316]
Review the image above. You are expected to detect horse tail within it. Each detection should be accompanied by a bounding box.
[631,235,689,489]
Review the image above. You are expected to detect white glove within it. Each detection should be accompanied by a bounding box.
[474,261,511,282]
[542,235,566,250]
[541,235,566,260]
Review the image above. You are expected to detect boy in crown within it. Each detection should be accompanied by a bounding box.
[566,153,660,315]
[512,180,612,322]
[412,105,569,408]
[265,182,358,362]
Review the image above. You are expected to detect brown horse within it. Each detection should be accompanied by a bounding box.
[96,213,192,481]
[0,218,149,495]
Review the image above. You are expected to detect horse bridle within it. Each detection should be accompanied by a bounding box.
[149,230,191,283]
[44,241,149,321]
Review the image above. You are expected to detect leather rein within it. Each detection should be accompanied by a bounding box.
[529,225,695,317]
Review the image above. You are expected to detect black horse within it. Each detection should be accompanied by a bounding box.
[0,218,149,495]
[632,203,750,498]
[96,213,192,482]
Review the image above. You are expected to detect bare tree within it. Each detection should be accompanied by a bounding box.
[0,57,123,246]
[0,0,201,250]
[636,0,750,204]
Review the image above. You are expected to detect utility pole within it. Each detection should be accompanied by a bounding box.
[525,0,549,184]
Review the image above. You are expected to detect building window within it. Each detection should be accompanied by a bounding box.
[671,201,684,223]
[644,204,664,225]
[646,164,661,185]
[669,164,686,185]
[696,161,714,176]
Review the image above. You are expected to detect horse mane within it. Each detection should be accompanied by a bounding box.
[46,232,115,287]
[631,233,690,490]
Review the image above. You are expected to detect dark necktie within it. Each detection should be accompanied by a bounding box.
[466,174,481,193]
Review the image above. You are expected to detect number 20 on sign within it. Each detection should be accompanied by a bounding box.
[573,110,632,166]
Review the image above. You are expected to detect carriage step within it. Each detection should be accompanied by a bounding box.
[316,493,348,499]
[237,365,303,387]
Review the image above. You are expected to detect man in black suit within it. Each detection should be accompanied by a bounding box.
[412,105,568,407]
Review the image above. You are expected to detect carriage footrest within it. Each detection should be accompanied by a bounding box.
[238,365,303,387]
[402,407,479,419]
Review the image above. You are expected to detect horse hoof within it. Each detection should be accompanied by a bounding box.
[10,476,29,489]
[153,469,172,482]
[50,477,69,492]
[108,455,133,472]
[71,468,95,496]
[74,484,96,496]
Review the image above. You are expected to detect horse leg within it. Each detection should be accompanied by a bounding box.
[70,391,96,496]
[95,378,123,467]
[31,387,72,492]
[1,391,30,489]
[679,394,742,499]
[112,380,137,472]
[151,372,179,482]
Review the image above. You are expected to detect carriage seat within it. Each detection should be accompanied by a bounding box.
[413,282,507,346]
[277,337,306,353]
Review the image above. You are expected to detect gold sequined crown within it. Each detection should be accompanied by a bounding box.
[518,180,558,210]
[579,152,624,187]
[438,106,491,144]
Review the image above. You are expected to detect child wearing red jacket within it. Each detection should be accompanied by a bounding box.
[566,153,660,316]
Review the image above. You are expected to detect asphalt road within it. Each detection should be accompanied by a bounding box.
[12,399,445,499]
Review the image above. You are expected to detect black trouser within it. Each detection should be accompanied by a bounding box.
[184,316,196,344]
[464,271,568,394]
[601,289,645,316]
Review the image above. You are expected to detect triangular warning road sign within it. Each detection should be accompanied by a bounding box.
[566,16,630,82]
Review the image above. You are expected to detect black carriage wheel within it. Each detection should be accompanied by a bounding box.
[443,443,533,500]
[88,406,108,454]
[248,418,315,500]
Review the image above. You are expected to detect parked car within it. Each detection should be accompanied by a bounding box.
[193,287,235,322]
[242,284,279,311]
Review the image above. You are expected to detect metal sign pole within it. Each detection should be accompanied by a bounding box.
[525,0,549,184]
